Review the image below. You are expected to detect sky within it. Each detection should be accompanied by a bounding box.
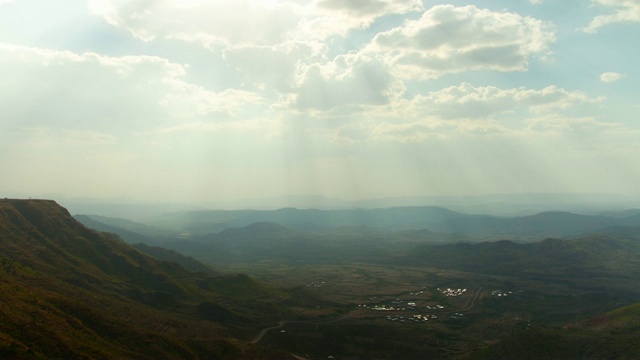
[1,0,639,206]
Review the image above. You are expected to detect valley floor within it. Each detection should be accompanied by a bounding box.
[215,262,633,359]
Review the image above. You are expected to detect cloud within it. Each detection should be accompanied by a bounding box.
[223,41,326,92]
[309,0,423,38]
[0,43,264,137]
[408,83,602,118]
[600,71,626,83]
[583,0,640,33]
[526,116,632,141]
[365,5,556,79]
[291,54,404,111]
[88,0,423,47]
[88,0,306,45]
[321,83,604,143]
[86,2,557,114]
[316,0,422,18]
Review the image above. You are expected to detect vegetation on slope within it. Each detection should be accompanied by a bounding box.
[410,234,640,277]
[0,199,292,359]
[470,303,640,359]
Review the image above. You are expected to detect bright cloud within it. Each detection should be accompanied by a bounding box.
[309,0,423,38]
[322,83,605,143]
[584,0,640,33]
[88,0,305,45]
[223,41,326,92]
[316,0,422,18]
[0,43,263,136]
[88,0,422,47]
[600,71,626,83]
[367,5,556,79]
[405,83,602,119]
[291,54,404,111]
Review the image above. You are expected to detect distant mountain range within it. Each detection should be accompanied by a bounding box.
[138,206,640,240]
[73,205,640,275]
[408,233,640,279]
[53,193,640,218]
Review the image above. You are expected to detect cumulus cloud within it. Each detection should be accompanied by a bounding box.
[309,0,423,38]
[291,54,404,111]
[223,41,326,92]
[365,5,555,79]
[322,83,604,143]
[88,0,305,45]
[317,0,422,18]
[526,116,627,139]
[600,71,626,83]
[87,2,558,113]
[0,43,264,136]
[583,0,640,33]
[408,83,602,118]
[89,0,422,47]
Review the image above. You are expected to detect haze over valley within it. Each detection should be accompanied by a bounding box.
[2,0,640,358]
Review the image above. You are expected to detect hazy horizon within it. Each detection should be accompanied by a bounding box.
[1,1,639,205]
[5,192,638,220]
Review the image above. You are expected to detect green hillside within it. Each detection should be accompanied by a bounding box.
[131,242,219,275]
[0,199,292,359]
[471,303,640,359]
[410,235,640,277]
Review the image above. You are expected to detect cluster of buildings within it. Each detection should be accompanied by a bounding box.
[358,300,451,325]
[359,301,447,312]
[438,288,467,297]
[491,289,512,297]
[450,312,464,320]
[306,281,325,288]
[360,304,397,311]
[385,314,438,323]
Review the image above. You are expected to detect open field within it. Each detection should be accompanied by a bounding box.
[213,261,634,359]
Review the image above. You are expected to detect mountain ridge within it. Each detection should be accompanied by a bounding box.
[0,199,292,359]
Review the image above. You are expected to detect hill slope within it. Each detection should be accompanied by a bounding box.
[0,199,291,359]
[471,303,640,359]
[409,234,640,277]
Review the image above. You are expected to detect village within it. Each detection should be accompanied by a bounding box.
[351,285,475,324]
[491,289,513,297]
[438,287,467,297]
[357,299,469,323]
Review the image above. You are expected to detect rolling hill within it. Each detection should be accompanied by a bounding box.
[146,206,467,233]
[409,234,640,278]
[471,303,640,359]
[143,206,640,239]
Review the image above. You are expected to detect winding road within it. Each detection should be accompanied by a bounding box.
[250,313,355,344]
